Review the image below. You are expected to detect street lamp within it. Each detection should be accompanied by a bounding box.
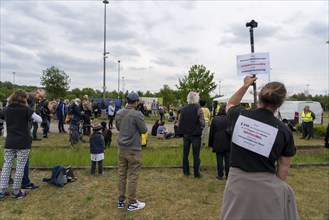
[118,60,120,99]
[102,0,109,100]
[218,80,221,96]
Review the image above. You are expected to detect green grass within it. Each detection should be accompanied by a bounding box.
[0,128,328,167]
[0,167,327,220]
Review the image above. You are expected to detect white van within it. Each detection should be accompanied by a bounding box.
[277,101,323,126]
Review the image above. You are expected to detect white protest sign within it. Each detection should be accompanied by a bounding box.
[232,115,278,158]
[237,52,270,76]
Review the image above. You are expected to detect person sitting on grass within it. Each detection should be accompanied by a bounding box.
[90,123,105,176]
[151,119,160,136]
[156,121,172,139]
[0,89,42,200]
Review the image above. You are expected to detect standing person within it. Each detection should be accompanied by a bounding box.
[0,89,42,200]
[208,104,230,180]
[325,123,329,148]
[101,99,107,121]
[108,101,115,129]
[301,105,315,140]
[200,100,211,146]
[158,105,164,122]
[82,95,92,136]
[56,98,66,133]
[115,92,148,211]
[90,123,105,176]
[40,100,51,138]
[220,76,299,219]
[177,91,205,178]
[27,88,42,141]
[176,100,182,120]
[151,100,157,118]
[21,88,46,190]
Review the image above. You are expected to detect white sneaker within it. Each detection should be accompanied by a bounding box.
[127,200,145,211]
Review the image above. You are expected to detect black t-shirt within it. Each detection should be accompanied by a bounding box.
[2,103,34,149]
[227,105,296,173]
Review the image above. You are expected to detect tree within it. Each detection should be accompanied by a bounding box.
[176,64,217,104]
[40,66,70,99]
[157,85,176,106]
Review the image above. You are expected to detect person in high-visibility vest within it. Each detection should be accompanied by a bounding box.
[301,105,315,140]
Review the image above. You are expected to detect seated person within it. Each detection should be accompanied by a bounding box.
[173,120,182,138]
[151,119,160,136]
[168,109,175,122]
[156,121,172,139]
[101,121,112,148]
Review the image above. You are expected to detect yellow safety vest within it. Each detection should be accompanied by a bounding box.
[301,111,313,122]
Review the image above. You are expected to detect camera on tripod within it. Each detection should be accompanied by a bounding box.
[246,20,258,28]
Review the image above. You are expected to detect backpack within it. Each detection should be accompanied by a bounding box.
[43,166,77,187]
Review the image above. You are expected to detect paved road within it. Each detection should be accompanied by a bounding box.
[49,119,174,134]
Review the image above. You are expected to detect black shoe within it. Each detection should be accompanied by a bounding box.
[22,183,39,190]
[43,136,48,138]
[194,174,202,178]
[216,176,224,180]
[33,138,41,141]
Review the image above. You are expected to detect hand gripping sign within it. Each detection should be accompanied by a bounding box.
[232,115,278,158]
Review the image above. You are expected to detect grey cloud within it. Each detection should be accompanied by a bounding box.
[151,58,176,67]
[304,21,328,41]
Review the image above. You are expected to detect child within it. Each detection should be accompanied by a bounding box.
[156,121,172,139]
[90,123,105,176]
[0,89,42,200]
[100,121,112,148]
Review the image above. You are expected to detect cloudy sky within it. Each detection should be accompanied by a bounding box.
[1,0,328,97]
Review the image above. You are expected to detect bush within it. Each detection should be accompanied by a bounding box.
[296,124,327,137]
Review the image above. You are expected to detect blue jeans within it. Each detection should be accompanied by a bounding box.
[183,136,201,177]
[22,157,31,187]
[216,151,230,178]
[58,116,65,132]
[43,120,50,137]
[32,121,38,139]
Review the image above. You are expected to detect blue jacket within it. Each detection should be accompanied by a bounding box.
[90,131,105,154]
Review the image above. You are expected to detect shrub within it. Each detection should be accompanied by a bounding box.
[296,124,327,137]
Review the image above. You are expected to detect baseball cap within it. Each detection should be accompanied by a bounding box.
[127,92,139,102]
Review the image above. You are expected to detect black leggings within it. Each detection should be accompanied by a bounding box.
[91,160,103,175]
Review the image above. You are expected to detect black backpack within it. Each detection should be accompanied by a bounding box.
[43,166,77,187]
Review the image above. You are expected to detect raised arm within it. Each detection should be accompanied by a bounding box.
[226,76,257,113]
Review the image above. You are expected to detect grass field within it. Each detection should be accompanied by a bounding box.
[0,115,328,219]
[0,167,328,220]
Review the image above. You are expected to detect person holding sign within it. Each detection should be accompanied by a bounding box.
[220,76,299,220]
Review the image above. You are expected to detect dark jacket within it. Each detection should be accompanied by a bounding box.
[208,113,231,153]
[70,102,82,123]
[56,101,66,118]
[90,131,105,154]
[1,104,34,149]
[177,104,204,137]
[151,123,159,136]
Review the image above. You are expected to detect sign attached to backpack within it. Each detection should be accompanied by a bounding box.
[236,52,270,76]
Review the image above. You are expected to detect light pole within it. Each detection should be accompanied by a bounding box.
[306,84,310,96]
[12,72,16,89]
[118,60,120,99]
[218,80,221,96]
[102,0,109,100]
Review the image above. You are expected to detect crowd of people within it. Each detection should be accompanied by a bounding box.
[2,77,329,218]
